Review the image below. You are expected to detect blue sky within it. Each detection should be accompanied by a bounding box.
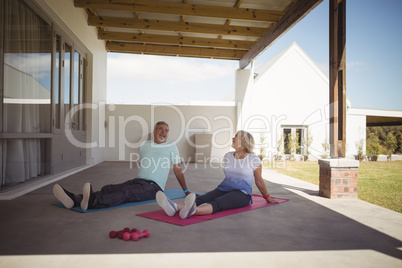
[107,0,402,110]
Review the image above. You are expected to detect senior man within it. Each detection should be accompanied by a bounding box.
[53,121,191,211]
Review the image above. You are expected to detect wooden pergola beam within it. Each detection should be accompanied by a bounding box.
[329,0,346,158]
[106,41,247,59]
[75,0,284,22]
[98,30,255,50]
[88,15,268,38]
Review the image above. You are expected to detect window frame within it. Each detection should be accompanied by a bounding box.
[282,125,307,156]
[52,24,87,134]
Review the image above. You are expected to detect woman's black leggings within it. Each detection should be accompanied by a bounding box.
[195,188,251,214]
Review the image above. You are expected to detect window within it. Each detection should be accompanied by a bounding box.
[283,128,291,154]
[54,37,86,132]
[3,0,52,134]
[81,58,87,131]
[282,127,306,156]
[55,34,61,129]
[1,0,53,186]
[72,50,85,131]
[296,128,303,155]
[64,42,71,129]
[1,0,87,188]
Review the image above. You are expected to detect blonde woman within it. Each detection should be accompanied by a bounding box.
[157,130,278,219]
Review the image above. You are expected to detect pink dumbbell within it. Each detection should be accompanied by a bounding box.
[131,230,150,241]
[123,229,141,241]
[109,227,130,239]
[118,228,131,239]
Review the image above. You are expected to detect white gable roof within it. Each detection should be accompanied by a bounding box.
[254,42,328,83]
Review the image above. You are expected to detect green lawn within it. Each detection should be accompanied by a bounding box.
[264,160,402,213]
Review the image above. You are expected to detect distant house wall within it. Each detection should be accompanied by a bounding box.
[239,43,330,160]
[104,105,236,163]
[347,107,402,159]
[346,112,367,158]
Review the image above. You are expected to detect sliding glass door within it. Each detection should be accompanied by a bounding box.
[2,0,52,186]
[1,0,87,189]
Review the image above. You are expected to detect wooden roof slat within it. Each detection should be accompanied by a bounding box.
[217,0,243,40]
[88,15,268,38]
[99,30,254,50]
[75,0,284,22]
[106,41,247,59]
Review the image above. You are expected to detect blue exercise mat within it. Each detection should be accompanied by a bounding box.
[53,188,200,213]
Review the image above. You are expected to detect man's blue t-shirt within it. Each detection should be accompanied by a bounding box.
[137,140,181,189]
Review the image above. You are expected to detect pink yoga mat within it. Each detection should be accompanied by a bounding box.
[137,195,289,226]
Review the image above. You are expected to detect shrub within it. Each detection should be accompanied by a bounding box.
[355,139,366,162]
[303,127,313,161]
[258,133,267,160]
[321,140,330,159]
[275,137,283,160]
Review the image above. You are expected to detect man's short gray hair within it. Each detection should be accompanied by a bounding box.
[154,121,169,132]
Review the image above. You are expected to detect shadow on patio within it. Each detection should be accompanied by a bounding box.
[0,162,401,266]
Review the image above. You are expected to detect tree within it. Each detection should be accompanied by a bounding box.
[355,139,366,162]
[294,132,300,159]
[321,140,330,159]
[258,133,267,160]
[385,132,397,161]
[286,132,299,160]
[366,132,380,161]
[399,132,402,153]
[285,133,293,160]
[366,126,402,154]
[303,127,313,161]
[396,126,402,153]
[276,136,283,161]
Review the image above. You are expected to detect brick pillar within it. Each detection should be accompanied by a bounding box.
[318,158,359,199]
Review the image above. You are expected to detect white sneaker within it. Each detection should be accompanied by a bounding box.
[156,191,177,216]
[53,184,75,209]
[81,182,94,211]
[179,193,196,219]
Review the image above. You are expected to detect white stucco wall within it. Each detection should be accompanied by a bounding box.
[347,107,402,159]
[345,112,366,158]
[36,0,108,165]
[239,43,330,160]
[235,68,253,132]
[103,105,236,163]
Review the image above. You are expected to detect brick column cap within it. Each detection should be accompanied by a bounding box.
[318,158,360,168]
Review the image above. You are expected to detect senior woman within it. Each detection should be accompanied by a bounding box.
[156,130,278,219]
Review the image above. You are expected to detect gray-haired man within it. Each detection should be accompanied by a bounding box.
[53,121,191,211]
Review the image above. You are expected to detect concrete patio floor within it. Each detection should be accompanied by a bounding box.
[0,161,401,267]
